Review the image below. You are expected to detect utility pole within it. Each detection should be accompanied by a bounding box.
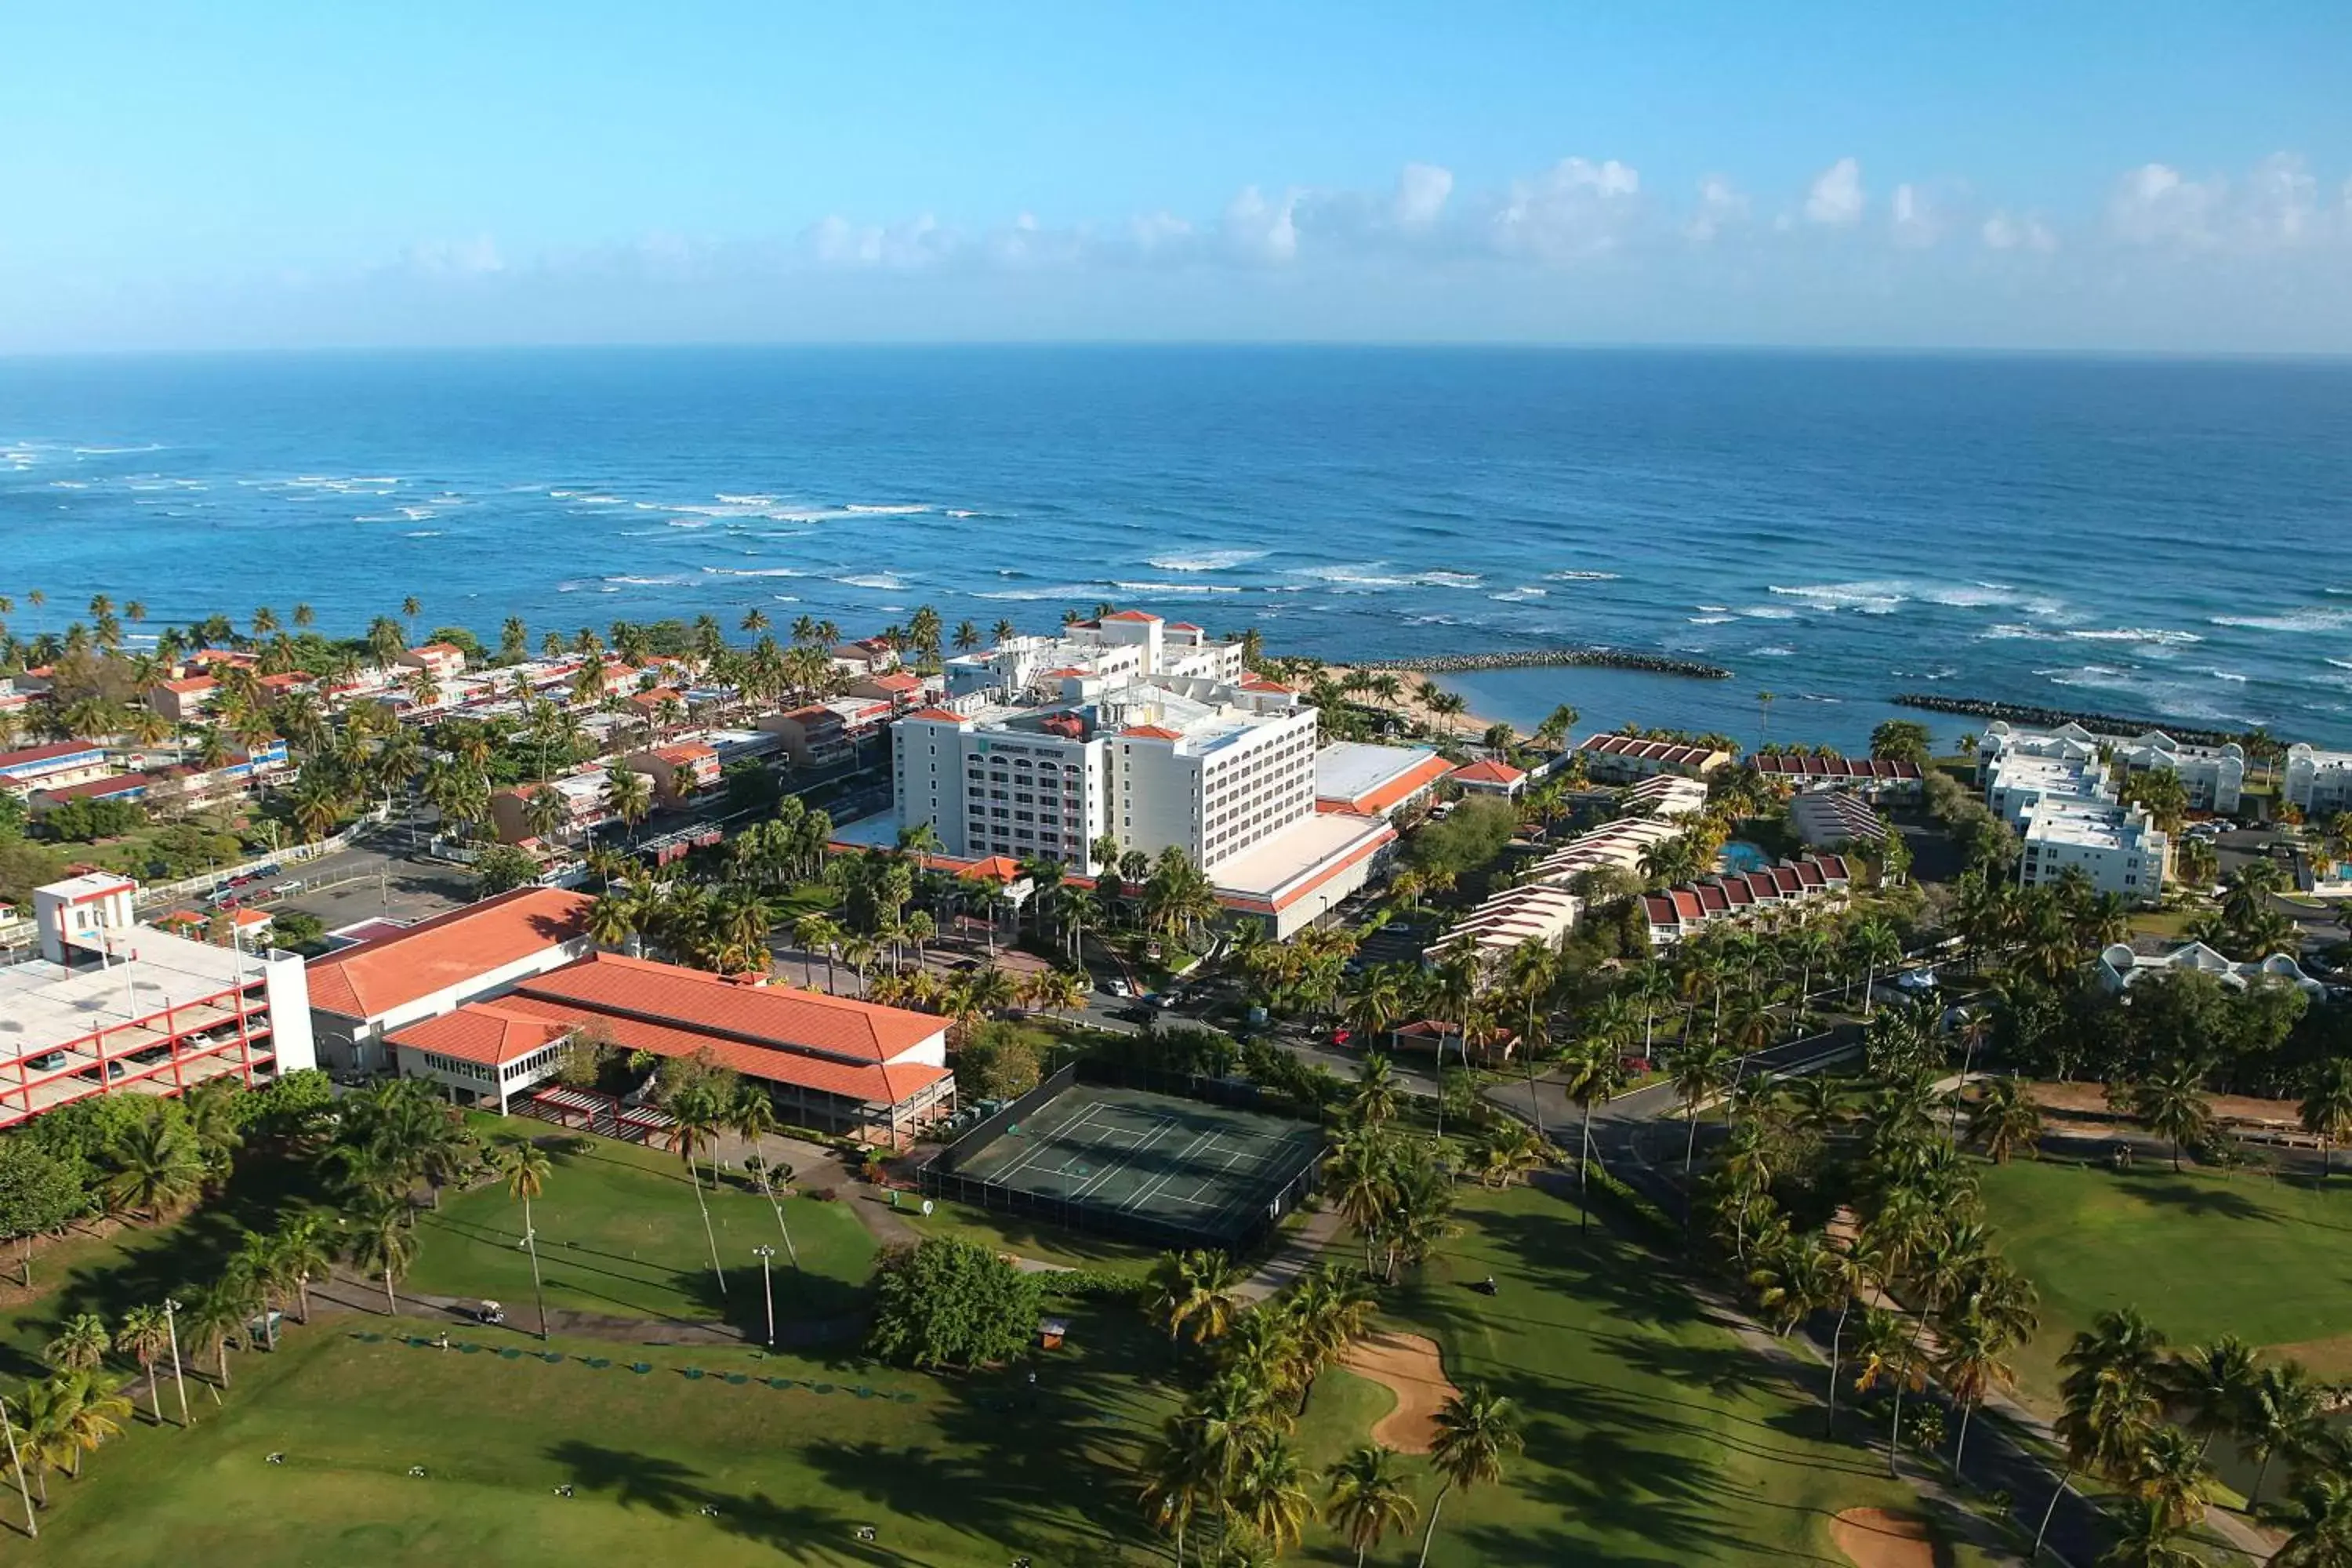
[0,1393,33,1537]
[163,1296,193,1427]
[753,1245,776,1348]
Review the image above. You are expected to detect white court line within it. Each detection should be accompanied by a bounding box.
[1073,1114,1178,1203]
[993,1101,1101,1186]
[1122,1129,1217,1214]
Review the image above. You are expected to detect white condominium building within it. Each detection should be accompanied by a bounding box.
[2112,731,2246,815]
[1985,751,2117,828]
[2287,744,2352,817]
[896,619,1311,877]
[1976,720,2099,766]
[2016,797,2168,901]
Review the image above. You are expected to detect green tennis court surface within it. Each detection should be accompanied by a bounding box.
[951,1083,1323,1241]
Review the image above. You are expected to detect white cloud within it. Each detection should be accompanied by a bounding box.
[1889,183,1941,248]
[1980,211,2057,252]
[1804,158,1864,226]
[403,235,505,276]
[1221,185,1300,265]
[1685,175,1749,242]
[1488,157,1642,262]
[1392,162,1454,229]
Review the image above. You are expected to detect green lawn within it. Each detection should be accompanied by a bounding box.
[1980,1156,2352,1406]
[895,1198,1167,1277]
[1287,1182,2005,1566]
[405,1136,877,1331]
[15,1308,1179,1568]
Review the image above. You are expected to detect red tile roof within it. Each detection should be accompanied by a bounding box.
[628,686,684,708]
[655,742,718,763]
[1642,895,1678,926]
[1449,757,1526,786]
[1167,621,1203,632]
[388,1003,572,1068]
[1240,675,1290,693]
[1321,751,1457,815]
[1102,609,1161,622]
[903,706,968,724]
[409,643,465,658]
[0,739,102,768]
[1120,724,1185,742]
[157,677,216,695]
[866,671,922,692]
[36,772,151,802]
[304,887,593,1018]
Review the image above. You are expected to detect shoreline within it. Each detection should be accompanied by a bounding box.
[1891,693,2252,749]
[1351,648,1733,681]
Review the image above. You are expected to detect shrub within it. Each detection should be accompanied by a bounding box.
[866,1238,1044,1370]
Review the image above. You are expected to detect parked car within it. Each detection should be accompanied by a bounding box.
[76,1060,129,1083]
[270,880,306,897]
[25,1051,67,1073]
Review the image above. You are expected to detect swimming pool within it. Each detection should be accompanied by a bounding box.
[1718,840,1773,875]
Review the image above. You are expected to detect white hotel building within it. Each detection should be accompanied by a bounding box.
[890,613,1388,936]
[2287,743,2352,818]
[1981,741,2167,903]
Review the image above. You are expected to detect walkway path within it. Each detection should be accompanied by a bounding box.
[1236,1203,1345,1302]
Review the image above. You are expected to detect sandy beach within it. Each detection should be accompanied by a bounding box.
[1305,663,1511,739]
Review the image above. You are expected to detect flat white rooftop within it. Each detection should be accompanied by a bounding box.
[2025,799,2151,852]
[0,926,267,1058]
[1209,811,1392,905]
[1316,742,1441,804]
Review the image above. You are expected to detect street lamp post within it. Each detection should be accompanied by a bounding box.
[0,1391,34,1537]
[518,1229,548,1341]
[753,1246,776,1347]
[162,1295,193,1427]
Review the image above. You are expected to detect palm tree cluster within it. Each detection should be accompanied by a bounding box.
[2048,1308,2352,1564]
[1135,1258,1513,1565]
[1321,1062,1463,1285]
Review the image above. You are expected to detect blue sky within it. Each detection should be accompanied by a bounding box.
[5,3,2349,351]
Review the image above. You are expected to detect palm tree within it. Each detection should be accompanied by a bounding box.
[1417,1385,1522,1566]
[35,1370,132,1480]
[180,1283,245,1396]
[2267,1471,2352,1567]
[2301,1057,2352,1178]
[663,1085,730,1298]
[2244,1360,2328,1511]
[1228,1435,1314,1554]
[2169,1335,2257,1465]
[273,1214,333,1325]
[2099,1494,2204,1568]
[1671,1041,1732,1188]
[1936,1302,2022,1472]
[1323,1443,1418,1567]
[727,1082,797,1265]
[2131,1065,2212,1172]
[1167,1250,1244,1347]
[491,1134,555,1340]
[115,1306,171,1425]
[1559,1031,1630,1232]
[1966,1076,2045,1164]
[347,1191,419,1316]
[1849,1305,1926,1477]
[1137,1416,1223,1568]
[101,1109,205,1220]
[42,1313,110,1375]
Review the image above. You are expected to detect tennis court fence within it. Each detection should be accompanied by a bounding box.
[916,1060,1324,1253]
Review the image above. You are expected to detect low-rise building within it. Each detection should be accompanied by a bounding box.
[488,771,613,846]
[0,740,111,795]
[391,952,955,1143]
[0,875,314,1130]
[1619,775,1712,819]
[2018,797,2168,902]
[1313,742,1456,819]
[29,772,153,815]
[2113,731,2246,815]
[760,703,855,769]
[1426,884,1582,968]
[624,742,722,806]
[1447,757,1527,799]
[2287,744,2352,817]
[2096,939,2325,1000]
[150,676,218,723]
[397,643,469,684]
[303,887,596,1075]
[1639,854,1853,946]
[1748,752,1923,798]
[1574,733,1733,782]
[1788,790,1890,850]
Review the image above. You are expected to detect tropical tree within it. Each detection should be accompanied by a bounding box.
[2244,1360,2328,1510]
[2130,1064,2212,1172]
[42,1313,110,1376]
[1322,1443,1418,1568]
[2098,1494,2205,1568]
[662,1084,731,1298]
[1559,1030,1630,1231]
[346,1190,419,1316]
[2300,1057,2352,1178]
[114,1305,172,1425]
[490,1134,555,1340]
[1417,1385,1523,1566]
[101,1109,205,1220]
[30,1370,132,1481]
[1228,1435,1314,1554]
[1965,1076,2045,1164]
[2267,1471,2352,1568]
[1137,1416,1223,1568]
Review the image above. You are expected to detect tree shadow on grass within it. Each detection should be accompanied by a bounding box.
[547,1441,911,1566]
[2114,1173,2276,1223]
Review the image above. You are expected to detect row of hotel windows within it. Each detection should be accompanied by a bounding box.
[415,1040,567,1087]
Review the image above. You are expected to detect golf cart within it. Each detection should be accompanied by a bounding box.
[456,1298,506,1326]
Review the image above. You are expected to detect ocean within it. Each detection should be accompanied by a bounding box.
[3,345,2350,751]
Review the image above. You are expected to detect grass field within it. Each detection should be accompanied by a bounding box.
[1350,1181,2005,1567]
[404,1136,877,1330]
[895,1198,1167,1276]
[1980,1156,2352,1405]
[14,1309,1178,1567]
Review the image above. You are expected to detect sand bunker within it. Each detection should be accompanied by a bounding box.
[1831,1508,1935,1568]
[1337,1331,1460,1454]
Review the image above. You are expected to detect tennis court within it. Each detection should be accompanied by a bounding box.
[939,1080,1324,1248]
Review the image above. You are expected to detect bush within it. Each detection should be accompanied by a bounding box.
[230,1069,335,1142]
[1406,796,1519,880]
[956,1020,1050,1101]
[866,1238,1045,1370]
[1581,1160,1677,1240]
[473,843,543,895]
[42,797,147,843]
[1039,1269,1152,1304]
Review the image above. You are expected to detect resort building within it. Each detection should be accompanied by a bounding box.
[303,887,596,1075]
[2286,744,2352,817]
[1620,775,1712,820]
[1523,815,1685,885]
[1639,854,1853,947]
[1573,733,1733,782]
[390,953,954,1143]
[488,771,615,846]
[2112,731,2246,815]
[760,703,856,769]
[829,637,903,678]
[29,773,154,816]
[622,742,722,807]
[1788,790,1891,851]
[887,622,1387,937]
[1313,742,1455,819]
[1748,752,1924,799]
[1976,720,2100,767]
[1426,884,1583,967]
[397,643,470,684]
[1447,757,1527,799]
[2017,797,2168,902]
[0,740,111,795]
[0,874,315,1131]
[149,676,218,723]
[2096,939,2325,1000]
[847,670,930,708]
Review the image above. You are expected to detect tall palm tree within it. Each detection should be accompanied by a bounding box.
[36,1370,132,1480]
[1323,1444,1417,1567]
[2130,1065,2212,1172]
[2300,1057,2352,1178]
[663,1084,730,1298]
[272,1214,334,1325]
[101,1109,205,1220]
[2268,1471,2352,1568]
[2168,1334,2257,1464]
[42,1313,110,1376]
[115,1306,171,1425]
[1137,1415,1223,1568]
[1965,1076,2045,1164]
[491,1134,555,1340]
[2099,1494,2204,1568]
[727,1082,797,1265]
[1849,1305,1926,1476]
[2244,1360,2328,1511]
[180,1283,245,1396]
[1559,1031,1630,1232]
[346,1191,419,1317]
[1417,1385,1523,1566]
